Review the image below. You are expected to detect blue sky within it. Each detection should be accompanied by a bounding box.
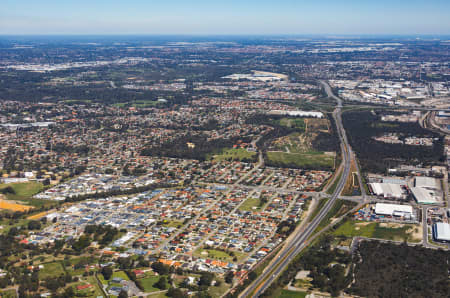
[1,0,449,35]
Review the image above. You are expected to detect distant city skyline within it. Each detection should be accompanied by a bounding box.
[1,0,450,35]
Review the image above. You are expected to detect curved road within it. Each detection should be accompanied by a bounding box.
[239,81,353,297]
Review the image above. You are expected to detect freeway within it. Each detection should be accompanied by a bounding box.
[239,81,353,297]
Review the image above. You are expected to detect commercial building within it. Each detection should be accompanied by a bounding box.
[374,203,414,219]
[432,222,450,242]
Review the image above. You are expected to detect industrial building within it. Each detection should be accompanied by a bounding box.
[369,183,404,199]
[410,187,438,204]
[414,176,440,190]
[432,222,450,242]
[374,203,414,220]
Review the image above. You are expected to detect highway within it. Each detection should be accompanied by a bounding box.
[239,81,353,297]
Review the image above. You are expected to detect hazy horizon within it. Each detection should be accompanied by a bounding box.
[1,0,450,35]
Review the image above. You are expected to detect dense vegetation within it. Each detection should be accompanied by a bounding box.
[350,241,450,298]
[141,134,250,161]
[262,236,352,297]
[343,110,444,173]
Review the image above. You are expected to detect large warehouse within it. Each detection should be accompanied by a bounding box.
[433,222,450,242]
[414,176,440,190]
[369,183,404,199]
[411,187,438,204]
[374,203,414,219]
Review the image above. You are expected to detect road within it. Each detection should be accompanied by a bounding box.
[239,81,352,297]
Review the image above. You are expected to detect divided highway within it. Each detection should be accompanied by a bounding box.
[239,81,352,297]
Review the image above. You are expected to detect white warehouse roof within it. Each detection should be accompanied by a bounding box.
[375,203,413,216]
[411,187,437,204]
[415,176,440,190]
[369,183,403,198]
[433,222,450,241]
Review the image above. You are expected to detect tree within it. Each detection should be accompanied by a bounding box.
[151,262,169,275]
[154,276,167,290]
[225,271,234,284]
[198,272,214,287]
[101,266,113,280]
[167,287,187,298]
[27,220,41,230]
[118,290,128,298]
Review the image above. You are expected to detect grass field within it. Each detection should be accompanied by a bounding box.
[73,276,104,297]
[333,220,422,242]
[0,289,17,298]
[194,248,245,262]
[139,275,164,292]
[275,118,306,131]
[279,289,308,298]
[160,219,183,228]
[113,100,162,108]
[238,197,265,212]
[312,200,358,235]
[111,270,130,281]
[212,148,257,162]
[40,261,66,279]
[326,170,342,195]
[0,181,49,207]
[266,151,334,169]
[207,278,230,297]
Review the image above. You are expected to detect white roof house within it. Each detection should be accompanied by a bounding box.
[433,222,450,242]
[375,203,413,217]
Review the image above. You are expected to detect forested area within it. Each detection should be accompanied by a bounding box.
[262,235,352,297]
[350,241,450,298]
[343,110,445,173]
[141,134,250,161]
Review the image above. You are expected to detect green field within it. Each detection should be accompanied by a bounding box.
[212,148,257,162]
[333,220,421,242]
[139,275,164,292]
[238,197,265,212]
[0,181,48,207]
[275,118,306,131]
[111,270,130,281]
[326,170,342,195]
[266,151,334,169]
[207,278,230,297]
[40,261,66,279]
[113,100,162,108]
[279,290,308,298]
[0,181,43,197]
[194,248,245,262]
[0,289,17,298]
[74,276,104,297]
[314,200,358,234]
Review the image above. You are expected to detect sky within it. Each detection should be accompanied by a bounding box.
[1,0,449,35]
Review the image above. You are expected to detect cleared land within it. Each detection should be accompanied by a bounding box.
[266,118,335,169]
[333,220,422,242]
[267,151,334,169]
[0,198,33,212]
